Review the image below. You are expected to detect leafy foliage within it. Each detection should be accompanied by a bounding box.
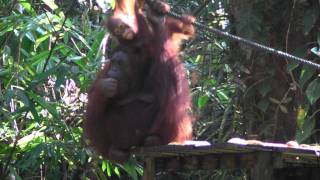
[0,0,319,179]
[0,0,142,179]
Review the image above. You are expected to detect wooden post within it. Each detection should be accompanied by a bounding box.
[250,152,274,180]
[142,158,155,180]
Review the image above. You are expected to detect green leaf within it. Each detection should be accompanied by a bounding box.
[17,131,44,148]
[306,78,320,105]
[195,55,203,63]
[209,79,217,86]
[18,0,36,16]
[279,105,288,114]
[197,95,209,109]
[16,89,30,107]
[28,104,40,122]
[106,161,112,176]
[9,167,22,180]
[216,89,229,102]
[269,97,281,105]
[296,118,316,143]
[30,67,56,86]
[5,89,14,105]
[303,6,320,35]
[63,31,69,44]
[87,30,107,60]
[257,99,269,112]
[287,61,299,71]
[25,32,36,42]
[69,30,91,50]
[96,167,107,180]
[114,166,120,177]
[102,160,107,172]
[80,150,87,165]
[0,16,17,35]
[28,91,59,118]
[41,0,59,11]
[54,69,67,88]
[299,64,316,87]
[296,106,307,130]
[282,97,292,104]
[257,82,271,97]
[35,34,50,48]
[123,162,138,180]
[0,68,10,77]
[29,50,50,66]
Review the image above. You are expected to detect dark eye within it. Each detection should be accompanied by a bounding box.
[116,59,122,66]
[114,28,121,35]
[119,23,125,28]
[110,58,121,66]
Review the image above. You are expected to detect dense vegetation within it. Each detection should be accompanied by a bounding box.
[0,0,319,179]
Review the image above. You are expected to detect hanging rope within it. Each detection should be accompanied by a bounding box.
[165,10,320,69]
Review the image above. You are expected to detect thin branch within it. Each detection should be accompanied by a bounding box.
[42,17,68,72]
[1,112,27,179]
[285,0,300,93]
[42,1,78,72]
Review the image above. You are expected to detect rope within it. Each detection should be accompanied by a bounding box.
[166,11,320,69]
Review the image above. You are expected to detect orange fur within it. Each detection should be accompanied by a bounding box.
[146,5,195,144]
[84,0,196,163]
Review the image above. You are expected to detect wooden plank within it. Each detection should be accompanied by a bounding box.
[133,143,256,157]
[151,153,256,171]
[274,167,320,179]
[133,143,319,158]
[250,152,274,180]
[282,153,320,167]
[133,142,320,177]
[142,158,155,180]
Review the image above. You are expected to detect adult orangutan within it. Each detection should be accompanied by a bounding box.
[84,0,195,163]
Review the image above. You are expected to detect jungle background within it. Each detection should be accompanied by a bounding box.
[0,0,319,179]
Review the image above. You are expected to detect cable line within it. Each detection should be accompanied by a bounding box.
[166,10,320,69]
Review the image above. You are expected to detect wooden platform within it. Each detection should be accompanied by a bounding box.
[133,141,320,180]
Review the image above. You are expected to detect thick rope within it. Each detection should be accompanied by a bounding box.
[166,11,320,69]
